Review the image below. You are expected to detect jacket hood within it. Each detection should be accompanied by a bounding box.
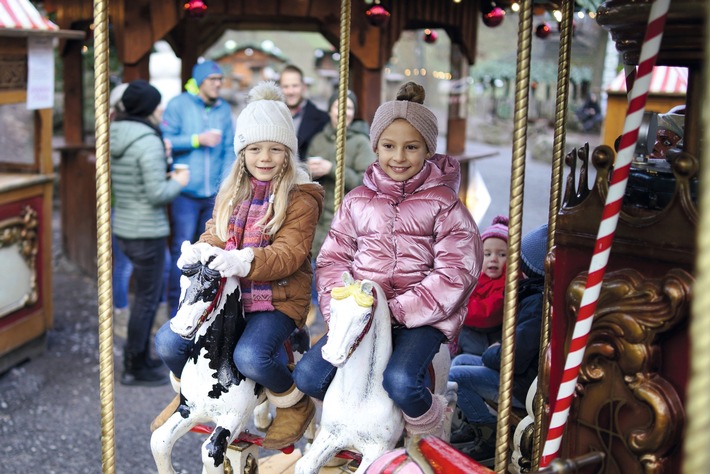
[363,153,461,197]
[295,181,325,217]
[110,120,160,158]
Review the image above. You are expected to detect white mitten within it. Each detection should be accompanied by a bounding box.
[205,247,254,278]
[176,241,212,269]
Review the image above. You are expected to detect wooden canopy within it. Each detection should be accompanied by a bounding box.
[46,0,482,130]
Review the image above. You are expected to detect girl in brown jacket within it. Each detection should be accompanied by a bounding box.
[154,81,324,450]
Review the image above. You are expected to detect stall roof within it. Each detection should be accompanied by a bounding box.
[0,0,83,38]
[607,66,688,95]
[0,0,57,30]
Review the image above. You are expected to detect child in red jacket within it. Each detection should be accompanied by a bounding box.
[458,215,511,355]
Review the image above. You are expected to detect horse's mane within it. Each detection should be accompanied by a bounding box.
[331,282,375,308]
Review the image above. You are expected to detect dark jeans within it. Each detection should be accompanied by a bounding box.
[116,237,166,355]
[167,194,215,317]
[294,324,446,418]
[155,309,297,393]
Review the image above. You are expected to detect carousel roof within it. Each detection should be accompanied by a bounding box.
[0,0,58,30]
[607,66,688,95]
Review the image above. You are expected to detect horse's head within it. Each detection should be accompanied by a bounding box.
[321,272,376,367]
[170,260,224,339]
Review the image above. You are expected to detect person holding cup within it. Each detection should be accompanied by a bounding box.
[161,60,236,317]
[110,80,190,386]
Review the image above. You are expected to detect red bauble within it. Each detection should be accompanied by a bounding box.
[535,23,552,39]
[423,29,438,44]
[184,0,207,18]
[365,5,391,27]
[482,7,505,27]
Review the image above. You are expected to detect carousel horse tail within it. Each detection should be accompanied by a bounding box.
[403,393,448,439]
[262,384,316,450]
[150,372,181,432]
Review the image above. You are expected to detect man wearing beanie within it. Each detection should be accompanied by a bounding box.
[278,64,329,161]
[161,59,236,317]
[449,224,548,464]
[457,215,510,356]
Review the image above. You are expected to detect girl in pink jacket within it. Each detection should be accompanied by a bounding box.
[294,82,482,438]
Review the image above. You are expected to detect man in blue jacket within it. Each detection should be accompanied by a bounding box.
[161,60,236,317]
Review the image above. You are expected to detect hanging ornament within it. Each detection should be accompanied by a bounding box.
[482,7,505,28]
[365,4,391,27]
[423,29,438,44]
[184,0,207,18]
[535,23,552,39]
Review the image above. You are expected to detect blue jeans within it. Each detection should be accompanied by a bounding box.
[448,353,525,424]
[155,309,296,393]
[167,194,215,317]
[116,237,166,355]
[294,325,445,418]
[112,233,133,309]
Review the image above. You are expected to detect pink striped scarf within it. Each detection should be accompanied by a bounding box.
[225,178,274,312]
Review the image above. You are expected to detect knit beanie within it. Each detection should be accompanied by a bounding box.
[121,80,161,118]
[520,224,548,278]
[370,82,438,154]
[328,89,358,115]
[481,215,509,244]
[234,81,298,157]
[192,60,222,86]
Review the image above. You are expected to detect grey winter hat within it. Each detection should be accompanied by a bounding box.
[234,81,298,158]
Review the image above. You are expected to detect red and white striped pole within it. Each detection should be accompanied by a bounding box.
[540,0,670,466]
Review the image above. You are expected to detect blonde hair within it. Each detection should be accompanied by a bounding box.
[212,147,310,241]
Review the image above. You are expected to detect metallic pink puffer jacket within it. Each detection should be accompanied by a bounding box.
[315,153,483,341]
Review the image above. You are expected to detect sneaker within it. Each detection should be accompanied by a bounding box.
[450,422,481,444]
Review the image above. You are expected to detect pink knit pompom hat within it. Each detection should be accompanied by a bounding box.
[480,215,509,243]
[370,82,438,154]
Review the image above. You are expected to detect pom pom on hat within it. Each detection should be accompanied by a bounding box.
[192,60,223,86]
[520,224,548,278]
[234,81,298,157]
[481,215,509,244]
[121,80,161,118]
[370,82,438,154]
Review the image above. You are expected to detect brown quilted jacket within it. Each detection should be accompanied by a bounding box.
[200,182,324,327]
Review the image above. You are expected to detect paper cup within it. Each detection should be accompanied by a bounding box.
[173,164,189,171]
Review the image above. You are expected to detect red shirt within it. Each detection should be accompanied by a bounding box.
[464,272,506,329]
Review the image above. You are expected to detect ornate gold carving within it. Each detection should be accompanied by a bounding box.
[565,268,691,473]
[0,205,39,313]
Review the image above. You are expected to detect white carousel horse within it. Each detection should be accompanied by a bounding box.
[150,260,310,474]
[294,273,457,474]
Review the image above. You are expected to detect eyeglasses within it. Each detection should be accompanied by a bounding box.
[205,76,223,83]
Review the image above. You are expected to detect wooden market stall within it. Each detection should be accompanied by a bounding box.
[0,0,83,373]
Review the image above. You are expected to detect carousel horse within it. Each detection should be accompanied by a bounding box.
[294,273,457,474]
[150,259,310,474]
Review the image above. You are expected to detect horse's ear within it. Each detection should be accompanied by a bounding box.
[360,281,374,296]
[342,272,355,285]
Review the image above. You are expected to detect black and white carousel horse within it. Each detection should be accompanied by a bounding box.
[150,259,309,474]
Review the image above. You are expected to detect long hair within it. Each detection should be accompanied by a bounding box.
[212,147,310,241]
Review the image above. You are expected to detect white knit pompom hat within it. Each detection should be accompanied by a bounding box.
[234,81,298,158]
